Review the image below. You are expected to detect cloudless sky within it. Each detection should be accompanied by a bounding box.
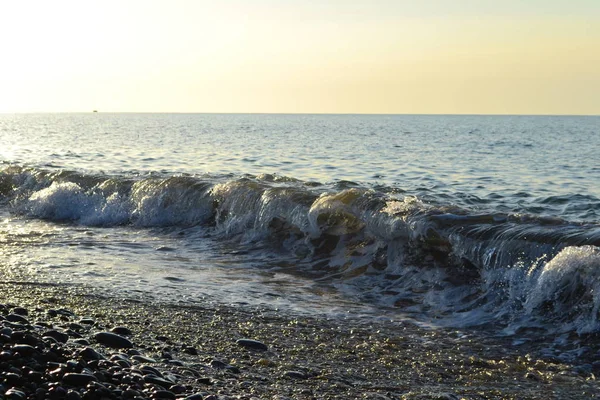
[0,0,598,114]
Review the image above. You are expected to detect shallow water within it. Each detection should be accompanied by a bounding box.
[0,113,599,336]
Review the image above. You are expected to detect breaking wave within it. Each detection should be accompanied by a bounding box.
[2,164,600,334]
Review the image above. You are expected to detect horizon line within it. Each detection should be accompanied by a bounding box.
[1,111,599,117]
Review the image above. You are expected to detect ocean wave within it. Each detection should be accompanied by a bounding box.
[2,164,600,334]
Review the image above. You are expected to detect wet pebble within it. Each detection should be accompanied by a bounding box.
[6,314,29,324]
[236,338,268,351]
[66,389,82,400]
[44,330,70,343]
[12,344,38,356]
[184,395,204,400]
[5,388,27,400]
[79,347,104,361]
[12,307,28,316]
[284,370,308,379]
[144,375,176,388]
[151,390,177,400]
[62,372,98,387]
[111,326,132,335]
[95,331,134,349]
[131,355,157,363]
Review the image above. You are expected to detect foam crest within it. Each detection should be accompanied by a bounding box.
[524,245,600,333]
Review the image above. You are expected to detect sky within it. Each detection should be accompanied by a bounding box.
[0,0,599,115]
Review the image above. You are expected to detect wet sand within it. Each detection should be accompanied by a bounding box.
[0,281,598,399]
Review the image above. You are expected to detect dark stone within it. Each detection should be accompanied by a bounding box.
[0,327,12,336]
[94,332,133,349]
[43,330,70,343]
[184,394,204,400]
[12,307,28,316]
[151,390,176,400]
[4,372,23,386]
[57,308,76,317]
[236,338,268,351]
[226,365,241,374]
[183,346,198,355]
[12,344,38,356]
[5,389,26,400]
[168,385,186,394]
[66,389,82,400]
[284,370,308,379]
[43,336,59,344]
[62,373,98,387]
[6,314,29,324]
[79,347,104,361]
[69,323,86,332]
[140,365,163,377]
[143,375,175,388]
[79,318,95,325]
[72,339,90,346]
[18,333,41,346]
[28,370,44,382]
[196,377,211,385]
[110,326,132,335]
[131,355,157,363]
[210,359,228,369]
[65,329,83,338]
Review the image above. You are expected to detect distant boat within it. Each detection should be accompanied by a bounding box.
[93,110,98,113]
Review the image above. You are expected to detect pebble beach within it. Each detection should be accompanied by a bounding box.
[0,281,598,400]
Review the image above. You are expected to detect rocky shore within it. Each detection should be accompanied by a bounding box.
[0,281,598,400]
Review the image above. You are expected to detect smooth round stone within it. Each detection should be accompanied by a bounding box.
[111,326,132,335]
[210,360,228,369]
[12,307,28,316]
[43,330,70,343]
[284,370,308,379]
[143,375,175,388]
[12,344,38,356]
[5,389,26,400]
[0,327,12,336]
[66,389,82,400]
[184,394,204,400]
[4,372,23,386]
[62,373,98,387]
[168,385,186,394]
[43,336,59,344]
[236,338,268,351]
[6,314,29,324]
[69,323,86,332]
[151,390,176,400]
[94,332,133,349]
[79,347,104,361]
[195,377,211,385]
[131,355,157,363]
[140,365,163,377]
[79,318,95,325]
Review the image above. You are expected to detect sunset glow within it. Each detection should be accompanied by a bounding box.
[1,0,599,114]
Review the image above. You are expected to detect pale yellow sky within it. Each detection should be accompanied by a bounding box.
[0,0,599,114]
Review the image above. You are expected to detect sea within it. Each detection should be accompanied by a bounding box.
[1,113,599,341]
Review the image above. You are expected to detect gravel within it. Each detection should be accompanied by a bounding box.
[0,281,598,400]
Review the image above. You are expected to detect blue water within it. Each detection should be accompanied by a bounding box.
[0,113,599,335]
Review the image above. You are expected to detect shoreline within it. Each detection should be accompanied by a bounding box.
[0,281,598,399]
